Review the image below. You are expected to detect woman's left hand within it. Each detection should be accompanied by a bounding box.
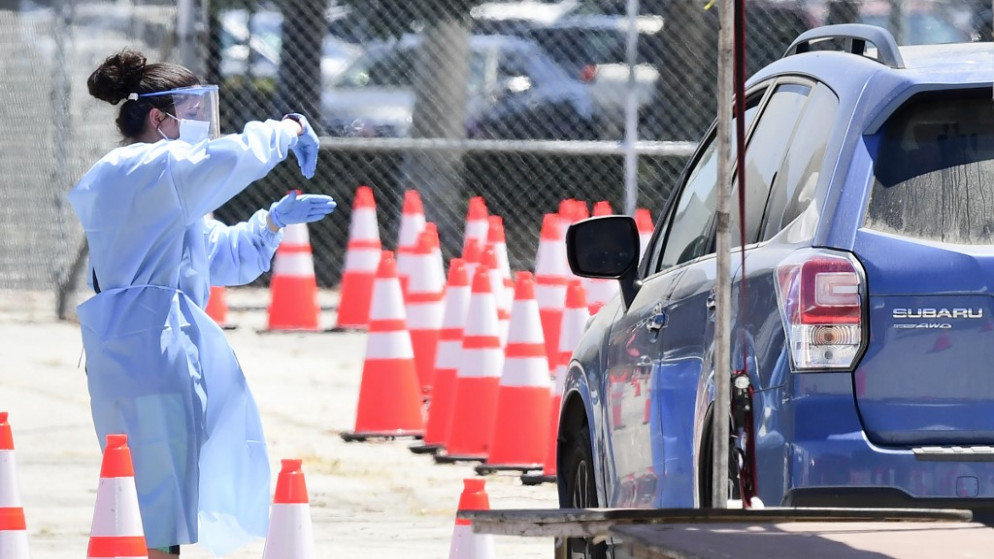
[268,190,336,229]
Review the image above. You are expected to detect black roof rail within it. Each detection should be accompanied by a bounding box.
[783,24,905,69]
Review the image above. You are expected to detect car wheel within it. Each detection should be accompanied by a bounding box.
[561,423,607,559]
[697,407,741,508]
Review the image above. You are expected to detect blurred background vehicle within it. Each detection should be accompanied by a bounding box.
[321,33,597,140]
[516,13,664,140]
[820,0,974,44]
[219,5,360,82]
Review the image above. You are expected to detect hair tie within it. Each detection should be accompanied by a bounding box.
[127,92,139,101]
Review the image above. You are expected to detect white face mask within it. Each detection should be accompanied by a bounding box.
[159,113,211,144]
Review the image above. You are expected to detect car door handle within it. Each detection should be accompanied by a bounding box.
[647,303,667,332]
[706,291,717,310]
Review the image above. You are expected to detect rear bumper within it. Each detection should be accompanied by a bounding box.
[785,487,994,521]
[787,434,994,506]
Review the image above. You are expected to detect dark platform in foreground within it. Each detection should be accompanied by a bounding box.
[459,507,989,558]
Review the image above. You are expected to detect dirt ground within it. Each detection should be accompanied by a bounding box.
[0,288,558,558]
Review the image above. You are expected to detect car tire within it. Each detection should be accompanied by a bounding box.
[561,423,608,559]
[697,407,741,508]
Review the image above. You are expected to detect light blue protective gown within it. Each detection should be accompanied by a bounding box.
[68,120,299,554]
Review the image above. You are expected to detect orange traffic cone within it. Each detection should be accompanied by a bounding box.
[534,213,568,373]
[435,265,503,463]
[267,221,320,331]
[396,189,427,296]
[87,434,147,559]
[204,213,235,329]
[262,459,314,559]
[523,280,589,485]
[335,185,382,330]
[635,207,653,261]
[410,258,471,455]
[342,251,425,441]
[0,412,28,558]
[448,478,496,559]
[487,216,515,325]
[462,238,482,285]
[205,285,234,329]
[586,201,620,314]
[476,272,551,474]
[481,246,510,348]
[463,196,489,254]
[407,228,446,397]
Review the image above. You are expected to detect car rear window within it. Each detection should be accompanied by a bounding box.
[865,89,994,245]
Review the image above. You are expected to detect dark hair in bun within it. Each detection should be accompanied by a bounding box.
[88,49,200,139]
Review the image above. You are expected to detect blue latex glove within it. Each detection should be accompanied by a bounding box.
[285,113,319,179]
[269,190,337,228]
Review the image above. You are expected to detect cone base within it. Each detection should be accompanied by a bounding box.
[475,462,544,475]
[341,430,423,442]
[408,442,442,455]
[520,473,556,486]
[433,451,486,464]
[326,325,367,333]
[258,327,329,334]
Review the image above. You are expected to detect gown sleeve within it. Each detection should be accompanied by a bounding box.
[204,211,284,286]
[169,119,300,225]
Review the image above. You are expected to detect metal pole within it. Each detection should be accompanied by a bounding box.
[712,0,734,510]
[177,0,199,74]
[623,0,641,215]
[53,0,73,289]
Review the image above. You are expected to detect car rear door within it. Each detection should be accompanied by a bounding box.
[855,88,994,446]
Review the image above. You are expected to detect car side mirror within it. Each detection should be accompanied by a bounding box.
[566,215,641,309]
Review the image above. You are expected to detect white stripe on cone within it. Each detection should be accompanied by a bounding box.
[407,301,445,328]
[586,278,619,309]
[500,356,551,387]
[457,348,505,378]
[0,449,28,559]
[369,279,406,321]
[398,214,426,249]
[465,221,488,251]
[448,523,496,559]
[0,532,29,558]
[90,478,144,538]
[0,450,20,508]
[350,207,379,240]
[342,247,380,273]
[283,222,311,246]
[435,338,462,370]
[263,503,315,559]
[272,253,315,277]
[365,331,416,359]
[487,266,510,346]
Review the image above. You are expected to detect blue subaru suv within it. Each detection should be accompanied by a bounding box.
[558,24,994,557]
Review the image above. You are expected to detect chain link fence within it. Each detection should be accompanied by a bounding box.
[0,0,985,318]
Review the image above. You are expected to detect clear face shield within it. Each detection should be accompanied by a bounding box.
[141,85,220,144]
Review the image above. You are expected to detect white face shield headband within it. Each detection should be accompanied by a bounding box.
[139,85,220,144]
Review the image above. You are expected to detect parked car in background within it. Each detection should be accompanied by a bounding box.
[819,0,975,45]
[859,0,972,44]
[558,23,994,558]
[517,13,663,139]
[219,7,360,82]
[321,34,597,140]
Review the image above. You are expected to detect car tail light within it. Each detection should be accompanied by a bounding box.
[579,64,597,82]
[775,249,866,371]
